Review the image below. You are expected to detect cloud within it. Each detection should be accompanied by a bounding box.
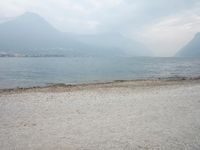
[136,5,200,56]
[1,0,198,32]
[0,0,199,56]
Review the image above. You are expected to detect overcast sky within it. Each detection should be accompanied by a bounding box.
[0,0,200,56]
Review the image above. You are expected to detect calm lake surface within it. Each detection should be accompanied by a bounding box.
[0,57,200,89]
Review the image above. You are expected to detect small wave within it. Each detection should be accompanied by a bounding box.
[158,76,200,81]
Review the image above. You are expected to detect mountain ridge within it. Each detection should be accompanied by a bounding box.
[176,32,200,57]
[0,12,152,57]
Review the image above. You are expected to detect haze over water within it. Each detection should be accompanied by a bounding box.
[0,57,200,89]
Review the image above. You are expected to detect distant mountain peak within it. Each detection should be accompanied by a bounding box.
[195,32,200,38]
[176,32,200,57]
[0,11,59,33]
[16,12,47,23]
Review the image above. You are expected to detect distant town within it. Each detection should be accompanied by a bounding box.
[0,53,65,57]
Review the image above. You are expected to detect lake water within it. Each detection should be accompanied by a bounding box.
[0,57,200,89]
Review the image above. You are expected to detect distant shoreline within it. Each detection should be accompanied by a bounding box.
[0,54,66,58]
[1,76,200,94]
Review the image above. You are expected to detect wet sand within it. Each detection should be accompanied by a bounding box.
[0,79,200,150]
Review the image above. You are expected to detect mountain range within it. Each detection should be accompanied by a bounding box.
[0,12,152,57]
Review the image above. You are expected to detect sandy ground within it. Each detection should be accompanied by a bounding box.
[0,80,200,150]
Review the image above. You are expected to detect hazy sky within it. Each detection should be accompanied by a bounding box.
[0,0,200,56]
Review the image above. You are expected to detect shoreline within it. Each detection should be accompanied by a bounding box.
[1,76,200,94]
[1,75,200,149]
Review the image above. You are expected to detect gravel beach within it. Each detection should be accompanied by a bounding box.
[0,79,200,150]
